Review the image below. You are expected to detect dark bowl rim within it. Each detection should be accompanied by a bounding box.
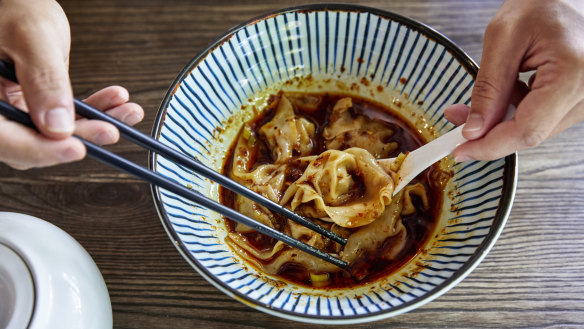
[148,3,517,324]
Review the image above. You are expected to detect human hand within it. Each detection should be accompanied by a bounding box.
[0,86,144,169]
[0,0,144,169]
[445,0,584,161]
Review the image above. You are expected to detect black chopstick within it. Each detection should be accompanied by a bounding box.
[0,99,348,269]
[0,60,347,246]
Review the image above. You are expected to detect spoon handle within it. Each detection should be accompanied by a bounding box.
[392,124,466,195]
[392,104,517,196]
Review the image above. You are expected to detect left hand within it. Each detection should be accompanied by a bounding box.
[0,85,143,169]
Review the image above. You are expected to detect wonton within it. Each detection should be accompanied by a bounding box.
[221,92,442,288]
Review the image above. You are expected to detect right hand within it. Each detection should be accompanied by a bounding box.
[445,0,584,161]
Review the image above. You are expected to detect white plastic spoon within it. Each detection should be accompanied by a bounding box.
[379,105,516,196]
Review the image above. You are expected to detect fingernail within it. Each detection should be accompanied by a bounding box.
[45,107,74,133]
[464,112,483,133]
[59,146,83,162]
[454,154,472,162]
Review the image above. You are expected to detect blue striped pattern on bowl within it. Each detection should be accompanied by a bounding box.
[150,4,516,324]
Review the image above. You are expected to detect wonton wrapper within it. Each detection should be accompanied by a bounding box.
[280,147,396,228]
[341,191,407,264]
[224,93,433,276]
[226,218,342,274]
[259,95,316,163]
[323,97,398,158]
[229,135,288,232]
[226,188,414,275]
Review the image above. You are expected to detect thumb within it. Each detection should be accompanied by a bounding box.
[463,16,526,140]
[3,0,75,139]
[16,56,75,139]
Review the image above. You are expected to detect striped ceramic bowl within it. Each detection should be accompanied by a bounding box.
[150,4,516,324]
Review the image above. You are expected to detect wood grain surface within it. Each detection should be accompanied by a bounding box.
[1,0,583,328]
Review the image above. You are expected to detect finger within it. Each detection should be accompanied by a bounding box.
[80,86,144,125]
[74,102,144,145]
[0,120,85,170]
[6,3,74,139]
[463,15,528,140]
[103,102,144,126]
[15,56,74,139]
[453,121,521,161]
[550,99,584,137]
[76,101,144,127]
[453,77,579,161]
[0,78,27,111]
[444,104,470,126]
[511,72,580,146]
[445,81,528,128]
[74,120,119,145]
[82,86,129,110]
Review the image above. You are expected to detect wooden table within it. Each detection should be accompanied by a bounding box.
[2,0,583,327]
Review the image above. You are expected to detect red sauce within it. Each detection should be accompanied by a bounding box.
[220,93,442,288]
